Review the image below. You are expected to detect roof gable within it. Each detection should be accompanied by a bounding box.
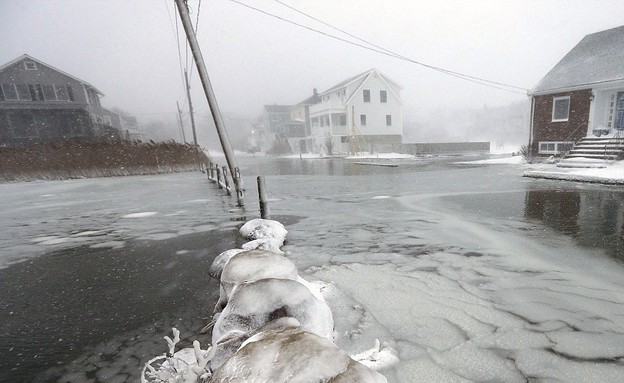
[319,68,402,96]
[0,54,104,95]
[533,25,624,94]
[344,70,403,106]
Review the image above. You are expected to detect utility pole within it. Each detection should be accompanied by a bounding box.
[176,101,187,143]
[184,69,199,147]
[175,0,244,205]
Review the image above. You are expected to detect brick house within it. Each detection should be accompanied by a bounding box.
[0,54,123,146]
[529,25,624,157]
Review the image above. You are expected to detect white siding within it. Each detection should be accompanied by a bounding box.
[347,72,402,136]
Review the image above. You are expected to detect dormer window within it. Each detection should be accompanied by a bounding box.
[24,61,37,70]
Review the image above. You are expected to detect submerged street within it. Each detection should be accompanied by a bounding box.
[1,155,624,382]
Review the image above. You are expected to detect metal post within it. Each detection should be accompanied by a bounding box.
[216,167,222,189]
[175,0,244,205]
[257,176,270,219]
[222,166,231,195]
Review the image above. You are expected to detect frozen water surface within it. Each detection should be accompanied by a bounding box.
[2,156,624,382]
[242,157,624,382]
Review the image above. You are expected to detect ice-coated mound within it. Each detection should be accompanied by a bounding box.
[210,326,387,383]
[239,218,287,243]
[214,249,300,312]
[209,248,245,278]
[241,237,284,254]
[212,278,334,344]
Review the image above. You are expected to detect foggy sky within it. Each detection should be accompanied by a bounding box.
[2,0,624,139]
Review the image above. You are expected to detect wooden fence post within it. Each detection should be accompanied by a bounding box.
[257,176,270,219]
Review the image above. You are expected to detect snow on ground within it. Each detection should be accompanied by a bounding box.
[524,159,624,184]
[459,154,624,184]
[346,152,416,160]
[455,155,525,165]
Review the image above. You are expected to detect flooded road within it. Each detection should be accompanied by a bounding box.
[239,155,624,262]
[1,155,623,382]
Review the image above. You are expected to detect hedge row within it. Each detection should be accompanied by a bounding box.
[0,140,208,182]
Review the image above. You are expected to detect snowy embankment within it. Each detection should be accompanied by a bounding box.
[142,219,396,382]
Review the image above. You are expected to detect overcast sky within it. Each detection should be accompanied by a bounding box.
[2,0,624,129]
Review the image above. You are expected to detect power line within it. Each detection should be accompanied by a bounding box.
[230,0,528,94]
[273,0,528,92]
[164,0,194,113]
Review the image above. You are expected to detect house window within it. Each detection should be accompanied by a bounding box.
[34,84,44,101]
[42,85,57,101]
[339,114,346,126]
[16,84,32,100]
[386,114,392,126]
[360,114,367,126]
[363,89,370,103]
[24,61,37,70]
[67,85,74,101]
[380,90,387,103]
[552,96,570,122]
[538,141,574,154]
[1,84,18,100]
[55,85,70,101]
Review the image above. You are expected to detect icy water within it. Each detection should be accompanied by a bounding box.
[1,155,623,382]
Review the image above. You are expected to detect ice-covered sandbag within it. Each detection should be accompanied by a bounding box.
[212,278,334,344]
[214,250,299,312]
[239,218,287,243]
[209,317,301,372]
[209,249,245,278]
[210,325,387,383]
[241,237,284,254]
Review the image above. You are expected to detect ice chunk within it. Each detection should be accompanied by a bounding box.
[515,348,624,383]
[434,341,525,383]
[122,212,158,218]
[351,339,399,371]
[547,331,624,359]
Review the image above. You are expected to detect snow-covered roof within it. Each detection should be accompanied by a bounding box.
[0,54,104,96]
[533,25,624,94]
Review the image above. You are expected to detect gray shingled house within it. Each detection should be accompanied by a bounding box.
[529,25,624,160]
[0,54,122,146]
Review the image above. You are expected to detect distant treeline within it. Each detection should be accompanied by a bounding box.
[0,140,208,182]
